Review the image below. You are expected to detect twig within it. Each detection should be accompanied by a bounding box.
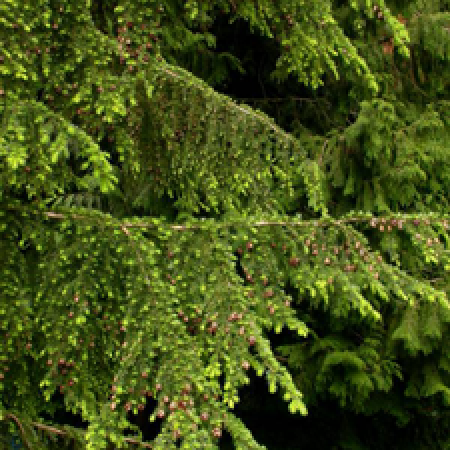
[33,422,67,436]
[3,413,153,448]
[317,139,328,167]
[238,96,331,104]
[4,414,32,450]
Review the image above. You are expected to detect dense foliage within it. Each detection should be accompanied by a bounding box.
[0,0,449,449]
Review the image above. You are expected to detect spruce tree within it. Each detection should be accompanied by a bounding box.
[0,1,449,449]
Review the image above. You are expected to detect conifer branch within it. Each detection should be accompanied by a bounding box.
[3,413,153,448]
[41,210,449,231]
[153,63,295,144]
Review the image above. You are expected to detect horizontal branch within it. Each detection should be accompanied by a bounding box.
[42,211,450,231]
[4,413,153,449]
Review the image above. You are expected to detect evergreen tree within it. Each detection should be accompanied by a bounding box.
[0,1,448,449]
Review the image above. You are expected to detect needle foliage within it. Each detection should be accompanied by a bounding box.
[0,1,449,449]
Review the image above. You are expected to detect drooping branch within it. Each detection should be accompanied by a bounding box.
[155,63,295,144]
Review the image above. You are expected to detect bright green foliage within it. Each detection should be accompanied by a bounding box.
[0,1,449,449]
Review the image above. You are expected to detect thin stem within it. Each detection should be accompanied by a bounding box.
[3,414,153,449]
[4,414,32,450]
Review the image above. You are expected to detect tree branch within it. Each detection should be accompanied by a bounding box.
[41,211,449,231]
[3,414,153,449]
